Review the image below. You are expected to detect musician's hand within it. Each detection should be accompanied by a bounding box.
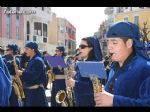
[16,70,23,76]
[94,90,114,107]
[66,78,75,88]
[69,70,76,78]
[47,70,52,74]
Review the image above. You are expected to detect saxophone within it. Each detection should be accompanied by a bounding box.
[64,56,75,107]
[91,77,102,93]
[55,56,75,107]
[13,56,25,101]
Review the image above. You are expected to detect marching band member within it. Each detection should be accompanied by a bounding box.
[0,46,5,56]
[50,46,68,107]
[3,44,23,106]
[0,54,12,106]
[94,21,150,106]
[17,42,48,106]
[66,36,103,106]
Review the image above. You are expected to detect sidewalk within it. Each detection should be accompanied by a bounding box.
[45,83,52,107]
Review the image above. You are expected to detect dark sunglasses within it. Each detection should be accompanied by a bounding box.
[79,44,89,49]
[55,49,60,52]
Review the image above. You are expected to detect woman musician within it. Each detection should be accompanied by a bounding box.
[66,36,103,106]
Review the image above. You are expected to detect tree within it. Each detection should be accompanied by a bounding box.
[140,21,150,44]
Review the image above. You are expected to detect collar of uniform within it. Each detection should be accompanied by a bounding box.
[115,51,136,70]
[30,54,38,61]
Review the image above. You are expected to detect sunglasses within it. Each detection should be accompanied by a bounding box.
[55,49,60,52]
[79,44,90,49]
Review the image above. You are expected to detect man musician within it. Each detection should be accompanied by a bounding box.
[3,44,24,106]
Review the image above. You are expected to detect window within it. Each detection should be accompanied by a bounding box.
[68,41,71,49]
[139,7,144,9]
[33,36,36,41]
[27,21,30,34]
[66,27,68,33]
[124,17,128,22]
[134,16,139,25]
[68,28,71,34]
[117,7,123,13]
[43,23,47,37]
[6,7,11,39]
[34,22,42,36]
[42,7,44,11]
[16,7,20,40]
[65,39,67,46]
[43,37,47,43]
[27,35,30,41]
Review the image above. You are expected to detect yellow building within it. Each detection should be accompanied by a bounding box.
[114,7,150,41]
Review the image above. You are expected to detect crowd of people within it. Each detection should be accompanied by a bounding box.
[0,21,150,107]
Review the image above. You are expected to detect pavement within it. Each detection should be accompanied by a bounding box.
[45,83,52,107]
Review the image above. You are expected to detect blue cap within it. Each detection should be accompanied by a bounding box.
[86,36,103,61]
[146,42,150,51]
[106,22,134,39]
[106,21,149,60]
[7,44,18,54]
[25,42,41,57]
[56,46,65,52]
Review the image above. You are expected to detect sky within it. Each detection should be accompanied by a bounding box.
[51,7,107,47]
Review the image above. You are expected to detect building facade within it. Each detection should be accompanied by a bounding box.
[94,7,115,57]
[57,18,76,55]
[23,7,52,53]
[0,7,24,53]
[48,12,58,55]
[114,7,150,42]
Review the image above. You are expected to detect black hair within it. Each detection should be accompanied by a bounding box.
[121,37,132,43]
[81,38,95,61]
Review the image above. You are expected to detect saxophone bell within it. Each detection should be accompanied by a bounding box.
[55,90,68,107]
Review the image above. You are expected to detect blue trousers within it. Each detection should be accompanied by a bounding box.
[51,79,68,107]
[24,87,48,107]
[9,87,21,107]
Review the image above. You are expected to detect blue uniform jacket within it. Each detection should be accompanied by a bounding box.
[105,54,150,106]
[3,55,20,76]
[0,55,12,106]
[51,57,66,107]
[22,54,46,87]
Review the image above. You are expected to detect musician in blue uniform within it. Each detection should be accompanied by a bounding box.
[146,42,150,58]
[0,46,5,56]
[66,36,103,106]
[3,44,22,106]
[0,54,12,106]
[17,42,48,107]
[94,21,150,106]
[51,46,68,107]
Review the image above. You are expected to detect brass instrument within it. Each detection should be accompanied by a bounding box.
[65,58,75,107]
[55,90,68,107]
[91,77,102,107]
[13,56,25,101]
[91,77,102,93]
[47,69,55,83]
